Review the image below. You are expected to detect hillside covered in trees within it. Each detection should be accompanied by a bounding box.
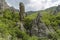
[0,0,60,40]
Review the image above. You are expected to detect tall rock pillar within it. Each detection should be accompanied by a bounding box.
[19,2,25,31]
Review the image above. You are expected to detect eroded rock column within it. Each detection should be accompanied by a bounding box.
[19,2,25,31]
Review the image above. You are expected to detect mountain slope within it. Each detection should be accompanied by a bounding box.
[0,1,60,40]
[27,5,60,15]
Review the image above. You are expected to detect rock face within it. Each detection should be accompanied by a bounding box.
[30,12,55,37]
[31,13,48,37]
[0,0,9,10]
[19,2,25,21]
[53,5,60,14]
[19,2,25,31]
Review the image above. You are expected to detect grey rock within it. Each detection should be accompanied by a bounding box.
[0,0,9,10]
[31,12,48,37]
[53,5,60,15]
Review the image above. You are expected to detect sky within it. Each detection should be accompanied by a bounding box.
[6,0,60,11]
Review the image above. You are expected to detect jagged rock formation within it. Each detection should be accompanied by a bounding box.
[19,2,25,21]
[31,13,47,37]
[30,12,56,38]
[19,2,25,31]
[10,6,19,12]
[51,5,60,15]
[0,0,9,10]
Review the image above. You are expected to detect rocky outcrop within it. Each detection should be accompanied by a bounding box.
[19,2,25,21]
[19,2,25,31]
[0,0,9,10]
[53,5,60,15]
[30,12,56,37]
[31,13,48,37]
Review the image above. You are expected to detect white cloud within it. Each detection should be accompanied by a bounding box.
[6,0,60,11]
[26,0,60,11]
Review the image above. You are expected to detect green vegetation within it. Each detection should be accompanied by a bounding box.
[0,9,39,40]
[0,7,60,40]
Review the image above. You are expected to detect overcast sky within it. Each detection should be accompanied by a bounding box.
[6,0,60,11]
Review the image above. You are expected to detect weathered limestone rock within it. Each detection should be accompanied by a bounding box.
[31,12,49,37]
[30,12,56,38]
[47,25,56,34]
[19,2,25,31]
[19,2,25,21]
[52,5,60,15]
[0,0,9,10]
